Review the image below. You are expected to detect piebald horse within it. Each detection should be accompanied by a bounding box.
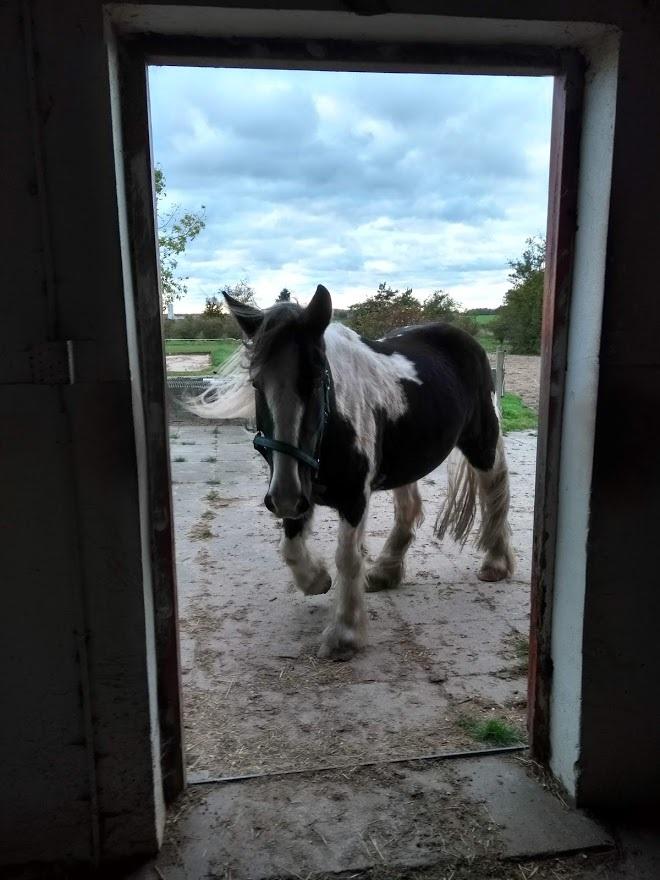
[191,285,514,660]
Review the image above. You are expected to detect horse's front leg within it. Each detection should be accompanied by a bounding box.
[318,504,369,660]
[281,510,331,596]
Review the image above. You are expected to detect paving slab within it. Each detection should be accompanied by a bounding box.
[128,755,612,880]
[455,757,614,859]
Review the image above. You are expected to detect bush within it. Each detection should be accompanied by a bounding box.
[344,283,477,339]
[453,314,479,337]
[163,314,242,340]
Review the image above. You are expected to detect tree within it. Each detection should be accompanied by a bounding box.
[203,296,222,317]
[220,279,257,306]
[492,236,545,354]
[277,288,292,302]
[345,283,477,339]
[155,166,206,311]
[346,283,423,338]
[421,290,461,322]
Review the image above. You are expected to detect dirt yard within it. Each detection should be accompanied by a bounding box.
[488,353,541,411]
[170,422,537,781]
[166,352,212,372]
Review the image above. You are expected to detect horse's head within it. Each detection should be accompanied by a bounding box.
[225,285,333,519]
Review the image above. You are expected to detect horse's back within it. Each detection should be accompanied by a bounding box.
[367,323,498,487]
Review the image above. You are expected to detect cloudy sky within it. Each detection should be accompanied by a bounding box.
[148,66,553,312]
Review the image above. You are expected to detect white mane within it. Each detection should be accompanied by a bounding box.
[183,344,255,421]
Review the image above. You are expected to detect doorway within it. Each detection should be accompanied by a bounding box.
[147,63,556,783]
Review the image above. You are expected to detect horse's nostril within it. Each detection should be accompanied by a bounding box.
[264,493,275,513]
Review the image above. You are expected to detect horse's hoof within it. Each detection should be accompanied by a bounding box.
[365,566,402,592]
[318,622,363,661]
[301,567,332,596]
[478,560,510,582]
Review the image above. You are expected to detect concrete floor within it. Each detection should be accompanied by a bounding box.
[131,754,617,880]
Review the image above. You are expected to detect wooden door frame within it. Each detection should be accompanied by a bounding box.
[113,30,583,801]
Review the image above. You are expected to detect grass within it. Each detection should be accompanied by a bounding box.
[206,479,221,486]
[189,523,214,541]
[173,456,187,463]
[474,313,497,326]
[459,715,523,746]
[205,489,221,504]
[473,313,499,352]
[505,633,530,677]
[477,334,499,353]
[202,456,217,463]
[500,392,537,434]
[165,338,239,375]
[513,634,530,662]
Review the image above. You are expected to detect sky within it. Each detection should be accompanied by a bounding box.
[148,66,553,312]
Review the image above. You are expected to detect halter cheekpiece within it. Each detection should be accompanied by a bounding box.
[253,366,331,475]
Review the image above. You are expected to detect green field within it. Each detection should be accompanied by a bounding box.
[474,313,497,326]
[473,313,499,352]
[500,392,538,434]
[165,339,239,374]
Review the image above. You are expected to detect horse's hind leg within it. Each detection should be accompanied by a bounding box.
[449,395,514,582]
[473,433,515,581]
[366,483,423,592]
[281,511,331,596]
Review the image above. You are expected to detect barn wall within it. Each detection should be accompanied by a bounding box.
[1,0,659,870]
[0,0,164,867]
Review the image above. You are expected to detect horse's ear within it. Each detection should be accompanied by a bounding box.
[304,285,332,336]
[223,292,263,338]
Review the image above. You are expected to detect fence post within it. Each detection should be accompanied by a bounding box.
[495,347,505,405]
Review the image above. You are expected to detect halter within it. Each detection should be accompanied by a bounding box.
[253,366,331,475]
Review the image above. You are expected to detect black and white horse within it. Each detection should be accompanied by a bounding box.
[192,285,514,660]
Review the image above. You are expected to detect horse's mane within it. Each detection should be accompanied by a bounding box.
[183,343,255,421]
[183,302,322,422]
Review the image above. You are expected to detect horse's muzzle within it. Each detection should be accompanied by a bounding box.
[264,492,310,520]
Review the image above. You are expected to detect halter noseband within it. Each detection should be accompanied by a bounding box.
[253,367,331,475]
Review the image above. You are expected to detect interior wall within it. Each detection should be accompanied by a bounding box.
[0,0,164,867]
[2,0,659,869]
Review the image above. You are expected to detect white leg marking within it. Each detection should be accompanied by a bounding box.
[318,503,370,660]
[280,517,331,596]
[366,483,424,592]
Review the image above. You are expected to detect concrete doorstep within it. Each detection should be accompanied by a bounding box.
[131,754,613,880]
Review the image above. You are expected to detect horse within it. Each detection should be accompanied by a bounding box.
[190,284,514,661]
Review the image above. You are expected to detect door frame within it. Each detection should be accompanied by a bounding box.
[112,26,584,801]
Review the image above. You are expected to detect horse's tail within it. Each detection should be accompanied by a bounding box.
[434,426,513,565]
[180,345,256,422]
[434,448,479,547]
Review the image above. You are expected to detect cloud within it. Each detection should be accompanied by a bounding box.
[149,67,552,311]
